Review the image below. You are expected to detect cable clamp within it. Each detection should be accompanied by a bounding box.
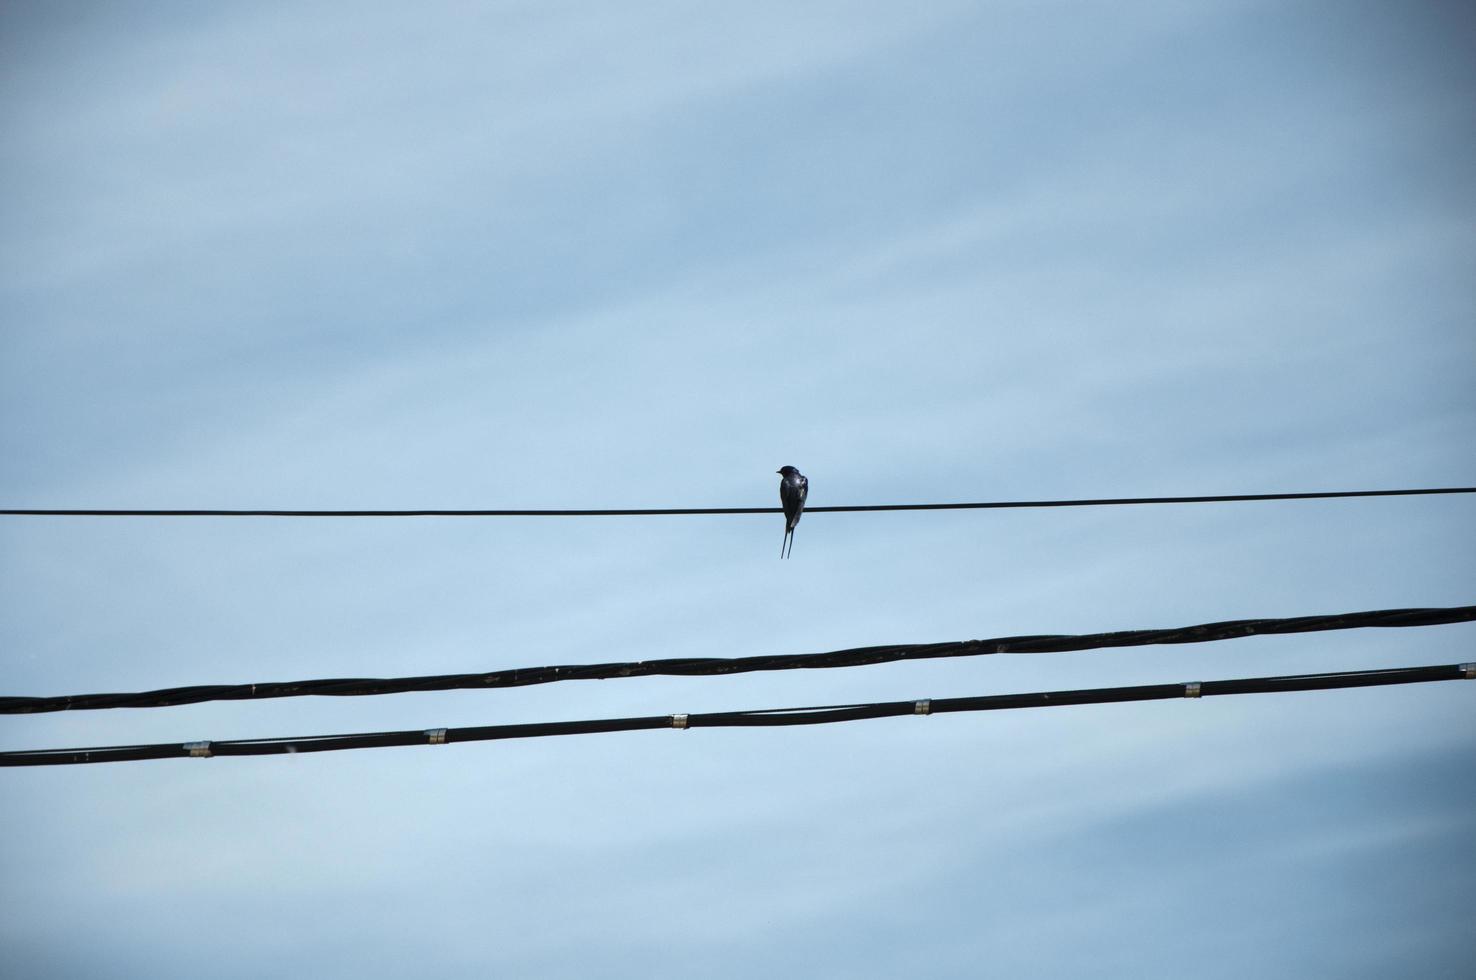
[425,728,448,745]
[184,740,212,758]
[1461,663,1476,680]
[671,714,689,730]
[914,699,932,716]
[1184,682,1202,698]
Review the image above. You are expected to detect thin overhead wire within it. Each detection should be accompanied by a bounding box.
[3,662,1470,767]
[2,486,1473,518]
[3,604,1471,715]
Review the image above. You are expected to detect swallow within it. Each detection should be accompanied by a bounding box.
[777,465,808,558]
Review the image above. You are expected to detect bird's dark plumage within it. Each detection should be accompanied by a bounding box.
[777,465,808,559]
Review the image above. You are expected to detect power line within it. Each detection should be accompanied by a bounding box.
[2,486,1473,518]
[3,662,1470,767]
[3,604,1471,715]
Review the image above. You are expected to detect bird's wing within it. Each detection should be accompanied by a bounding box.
[781,477,808,529]
[779,480,802,526]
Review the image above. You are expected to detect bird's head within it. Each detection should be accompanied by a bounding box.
[777,466,800,477]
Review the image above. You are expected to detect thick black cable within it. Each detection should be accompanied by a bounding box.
[2,662,1469,767]
[2,604,1471,715]
[2,486,1473,518]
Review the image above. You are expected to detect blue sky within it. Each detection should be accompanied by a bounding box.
[2,2,1473,977]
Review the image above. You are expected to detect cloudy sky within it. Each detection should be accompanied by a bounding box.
[2,1,1473,976]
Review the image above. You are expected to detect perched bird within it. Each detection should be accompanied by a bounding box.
[776,465,809,559]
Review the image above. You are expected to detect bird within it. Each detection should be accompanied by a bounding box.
[776,465,808,559]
